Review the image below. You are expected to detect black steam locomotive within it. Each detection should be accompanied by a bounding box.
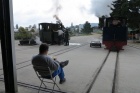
[101,17,128,51]
[39,23,66,45]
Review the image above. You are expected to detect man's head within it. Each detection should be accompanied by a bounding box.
[39,43,49,55]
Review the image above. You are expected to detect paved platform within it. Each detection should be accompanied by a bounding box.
[118,46,140,93]
[0,34,140,93]
[128,40,140,48]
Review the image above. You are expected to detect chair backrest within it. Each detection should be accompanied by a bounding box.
[33,65,52,77]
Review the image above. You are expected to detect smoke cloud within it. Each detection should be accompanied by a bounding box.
[52,0,62,23]
[53,15,62,23]
[90,0,115,17]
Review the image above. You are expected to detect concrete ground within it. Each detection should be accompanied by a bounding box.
[0,34,140,93]
[118,46,140,93]
[90,52,117,93]
[128,40,140,49]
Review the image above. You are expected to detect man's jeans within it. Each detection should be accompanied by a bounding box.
[52,67,65,80]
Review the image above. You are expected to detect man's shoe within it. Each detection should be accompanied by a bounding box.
[59,78,66,84]
[60,60,69,68]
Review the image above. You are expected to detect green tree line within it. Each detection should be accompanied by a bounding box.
[82,21,93,34]
[110,0,140,30]
[99,0,140,31]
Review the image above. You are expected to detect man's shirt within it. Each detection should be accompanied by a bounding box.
[57,30,64,35]
[32,54,59,71]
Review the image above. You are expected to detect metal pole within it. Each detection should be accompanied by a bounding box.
[0,0,18,93]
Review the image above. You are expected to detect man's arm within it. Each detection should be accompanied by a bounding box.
[45,56,59,71]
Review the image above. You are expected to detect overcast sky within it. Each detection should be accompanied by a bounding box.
[13,0,99,27]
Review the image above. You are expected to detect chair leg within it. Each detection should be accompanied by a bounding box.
[52,77,61,90]
[38,78,47,88]
[42,82,47,88]
[51,77,56,93]
[54,82,61,90]
[38,80,43,93]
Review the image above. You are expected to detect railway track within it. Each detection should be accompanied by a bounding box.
[112,52,119,93]
[85,51,119,93]
[16,43,88,70]
[16,45,81,66]
[0,43,88,76]
[0,43,88,93]
[0,44,121,93]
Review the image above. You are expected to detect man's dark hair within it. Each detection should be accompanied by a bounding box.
[39,43,49,54]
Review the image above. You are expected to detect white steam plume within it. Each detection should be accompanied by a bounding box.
[90,0,115,17]
[35,36,42,45]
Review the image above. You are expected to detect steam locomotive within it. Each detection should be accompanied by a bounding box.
[101,17,128,51]
[39,23,66,45]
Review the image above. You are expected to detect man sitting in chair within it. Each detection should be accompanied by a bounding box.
[32,43,69,84]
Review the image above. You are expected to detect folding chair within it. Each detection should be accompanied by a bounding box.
[33,65,61,93]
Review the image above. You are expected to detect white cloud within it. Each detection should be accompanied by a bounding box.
[90,0,115,17]
[13,0,98,27]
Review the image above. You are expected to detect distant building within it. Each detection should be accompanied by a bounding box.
[70,23,75,32]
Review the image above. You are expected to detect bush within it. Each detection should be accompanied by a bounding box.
[14,32,32,40]
[15,26,33,40]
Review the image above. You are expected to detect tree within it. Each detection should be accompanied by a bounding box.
[110,0,140,31]
[110,0,129,17]
[99,16,105,28]
[18,27,26,32]
[30,28,35,32]
[82,21,93,34]
[16,27,32,39]
[128,0,140,30]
